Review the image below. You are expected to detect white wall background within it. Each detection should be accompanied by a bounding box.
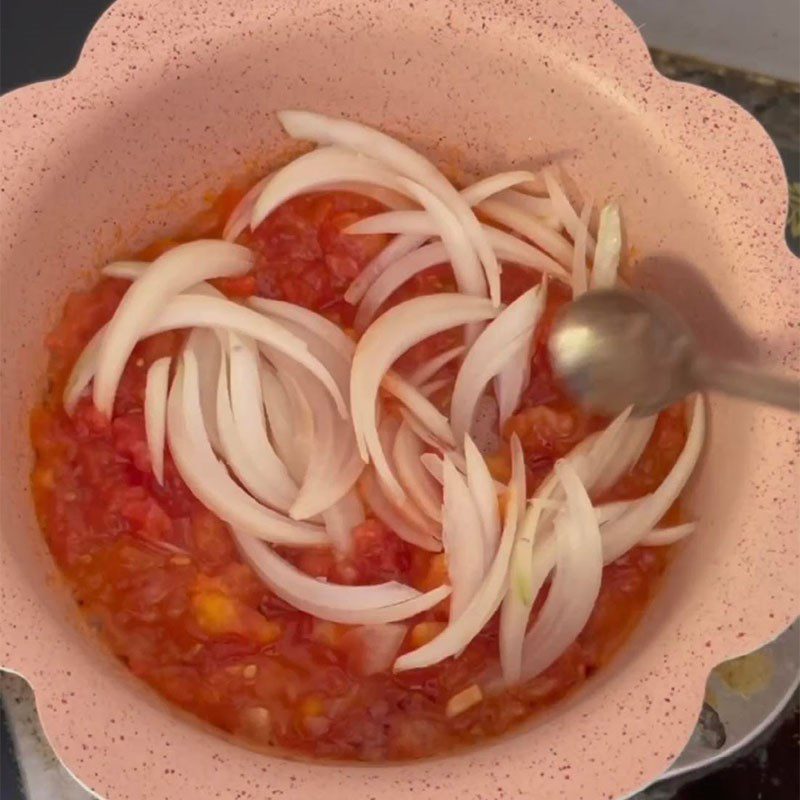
[617,0,800,82]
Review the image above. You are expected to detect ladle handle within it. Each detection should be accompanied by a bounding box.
[693,356,800,412]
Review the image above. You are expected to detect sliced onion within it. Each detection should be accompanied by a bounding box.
[590,203,622,290]
[342,623,408,676]
[418,376,451,398]
[571,199,593,298]
[353,241,448,331]
[236,530,449,623]
[476,198,573,268]
[408,345,465,386]
[460,171,547,207]
[93,240,253,417]
[543,169,597,252]
[272,365,315,484]
[511,408,632,592]
[188,328,226,455]
[359,468,442,552]
[250,146,405,230]
[489,189,554,220]
[223,174,272,241]
[394,437,523,671]
[592,413,657,494]
[268,353,362,520]
[377,416,440,536]
[397,178,491,302]
[382,371,454,447]
[345,232,428,305]
[601,395,705,563]
[518,459,603,682]
[351,293,498,503]
[498,507,556,684]
[222,333,299,512]
[102,260,149,280]
[278,110,499,306]
[322,489,365,555]
[450,285,545,443]
[392,420,442,522]
[144,357,170,485]
[167,350,327,546]
[494,279,547,428]
[640,522,696,546]
[442,456,486,621]
[258,360,300,480]
[464,434,500,565]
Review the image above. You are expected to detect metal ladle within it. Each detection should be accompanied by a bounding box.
[549,289,800,417]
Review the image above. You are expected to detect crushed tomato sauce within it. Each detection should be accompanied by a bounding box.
[31,185,685,760]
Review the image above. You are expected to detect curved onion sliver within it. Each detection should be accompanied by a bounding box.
[218,334,298,512]
[168,350,326,546]
[224,174,272,241]
[257,360,300,480]
[494,279,547,428]
[477,198,573,268]
[359,469,441,552]
[408,344,465,386]
[351,293,497,503]
[543,169,597,252]
[353,241,448,331]
[395,434,523,671]
[571,199,593,297]
[640,522,696,547]
[464,434,500,566]
[442,456,486,621]
[250,146,405,230]
[601,395,704,563]
[93,240,252,416]
[322,489,365,555]
[235,529,449,624]
[518,459,603,682]
[397,178,490,302]
[392,420,442,522]
[592,413,657,494]
[144,357,170,485]
[451,285,545,443]
[278,110,499,305]
[590,203,622,290]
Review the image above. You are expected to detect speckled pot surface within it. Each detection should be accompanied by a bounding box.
[1,1,798,798]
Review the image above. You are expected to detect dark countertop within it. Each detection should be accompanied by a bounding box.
[1,4,798,800]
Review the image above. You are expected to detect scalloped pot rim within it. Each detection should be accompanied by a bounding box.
[0,1,797,799]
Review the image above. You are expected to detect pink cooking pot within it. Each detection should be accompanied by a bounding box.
[1,1,798,798]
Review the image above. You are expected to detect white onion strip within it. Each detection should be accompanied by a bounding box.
[494,278,547,428]
[392,420,443,522]
[476,198,573,268]
[351,294,498,503]
[394,435,523,671]
[592,413,657,494]
[359,469,442,552]
[93,240,253,417]
[601,395,705,563]
[571,200,593,298]
[408,345,465,386]
[143,357,170,485]
[518,459,603,682]
[277,110,500,306]
[250,146,405,230]
[451,285,545,443]
[543,169,597,252]
[464,434,501,566]
[233,530,449,624]
[168,350,327,546]
[590,203,622,290]
[442,456,487,621]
